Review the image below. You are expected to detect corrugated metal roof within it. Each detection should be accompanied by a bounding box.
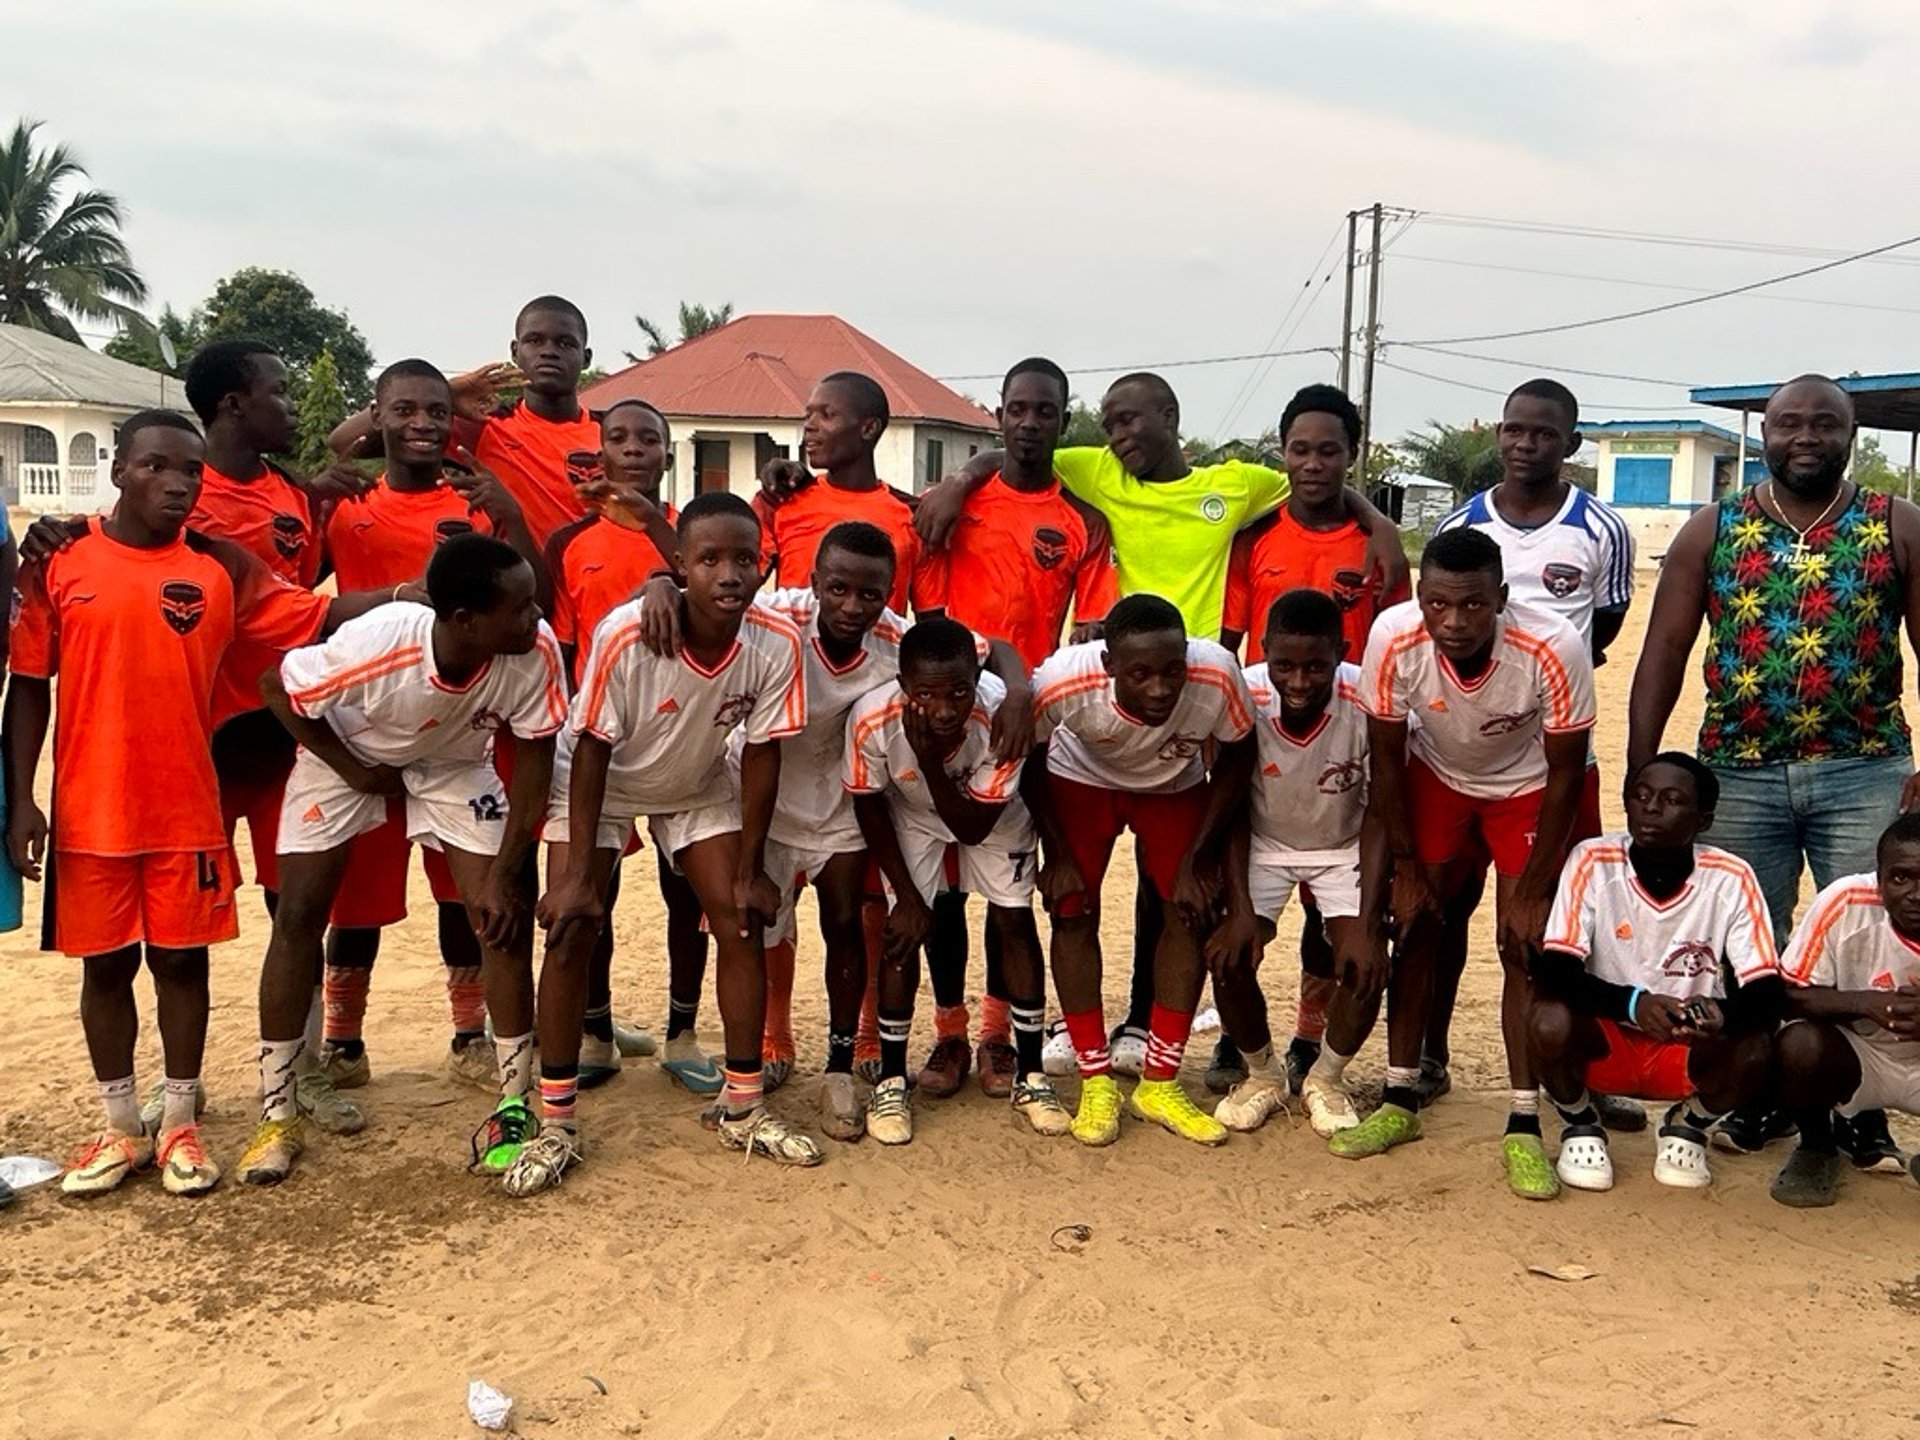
[0,323,187,411]
[583,313,993,431]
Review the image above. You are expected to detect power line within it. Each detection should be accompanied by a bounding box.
[1415,211,1920,269]
[936,343,1336,385]
[1397,232,1920,347]
[1392,343,1692,388]
[1209,218,1347,438]
[1374,355,1701,414]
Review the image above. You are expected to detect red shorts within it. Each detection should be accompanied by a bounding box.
[329,799,461,929]
[1587,1019,1693,1102]
[47,849,238,957]
[1407,759,1547,879]
[1047,773,1208,917]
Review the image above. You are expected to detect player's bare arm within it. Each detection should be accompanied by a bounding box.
[1173,735,1256,931]
[1499,729,1589,970]
[853,792,933,961]
[537,734,614,933]
[902,699,1005,846]
[1339,810,1393,1004]
[2,675,50,879]
[1367,714,1433,932]
[1203,824,1260,982]
[257,669,404,798]
[1020,746,1082,911]
[475,731,556,950]
[1626,504,1718,779]
[981,639,1035,764]
[734,738,783,938]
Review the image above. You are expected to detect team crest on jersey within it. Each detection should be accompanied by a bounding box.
[159,580,207,636]
[1199,494,1228,524]
[1479,708,1539,736]
[435,518,476,543]
[1157,734,1203,763]
[271,512,307,560]
[1541,562,1583,599]
[1331,569,1367,612]
[1660,941,1718,979]
[714,692,757,728]
[1032,526,1070,571]
[1317,757,1364,794]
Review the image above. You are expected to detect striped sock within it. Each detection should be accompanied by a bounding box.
[1063,1009,1110,1078]
[1382,1064,1421,1112]
[1294,977,1333,1044]
[1142,1002,1195,1081]
[722,1064,763,1118]
[538,1068,578,1133]
[879,1010,913,1081]
[98,1075,139,1134]
[826,1030,855,1075]
[446,965,487,1037]
[667,992,698,1041]
[495,1032,535,1099]
[259,1039,304,1123]
[583,1003,614,1044]
[160,1076,200,1133]
[323,965,371,1046]
[979,994,1012,1045]
[1010,999,1045,1075]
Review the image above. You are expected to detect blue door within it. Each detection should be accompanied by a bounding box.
[1613,456,1673,507]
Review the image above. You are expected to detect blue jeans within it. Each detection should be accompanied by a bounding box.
[1708,755,1912,948]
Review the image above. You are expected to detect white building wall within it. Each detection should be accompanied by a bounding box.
[0,402,123,511]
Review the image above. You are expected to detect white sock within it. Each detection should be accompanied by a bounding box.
[98,1075,140,1134]
[494,1032,535,1099]
[1385,1064,1421,1097]
[296,987,325,1075]
[259,1038,305,1122]
[1509,1087,1541,1117]
[160,1076,200,1132]
[1242,1042,1276,1075]
[1309,1045,1355,1084]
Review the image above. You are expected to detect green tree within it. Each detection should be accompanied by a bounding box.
[295,347,348,474]
[1852,434,1913,495]
[1396,420,1502,502]
[197,267,375,405]
[0,119,147,342]
[103,302,201,375]
[1062,397,1106,449]
[626,300,735,362]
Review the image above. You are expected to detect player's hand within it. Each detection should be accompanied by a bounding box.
[988,684,1035,767]
[758,458,813,507]
[1361,521,1411,601]
[1631,990,1690,1042]
[6,800,48,881]
[1171,856,1219,933]
[1496,890,1551,972]
[734,870,781,938]
[1336,926,1390,1007]
[1388,860,1439,938]
[1870,990,1920,1040]
[18,514,87,566]
[636,575,683,657]
[1039,851,1088,918]
[346,762,407,798]
[451,361,523,421]
[1203,904,1260,982]
[536,873,604,933]
[1667,995,1725,1040]
[1902,768,1920,814]
[901,698,946,767]
[304,435,379,502]
[884,891,934,963]
[444,447,524,528]
[1068,620,1105,645]
[595,477,667,537]
[913,477,968,548]
[472,865,529,950]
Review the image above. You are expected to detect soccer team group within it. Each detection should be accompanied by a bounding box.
[7,293,1920,1214]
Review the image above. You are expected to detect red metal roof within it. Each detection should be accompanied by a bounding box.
[582,313,994,431]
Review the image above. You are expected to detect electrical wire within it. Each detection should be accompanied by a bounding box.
[937,344,1336,384]
[1209,218,1348,437]
[1392,344,1692,388]
[1374,355,1700,414]
[1415,211,1920,269]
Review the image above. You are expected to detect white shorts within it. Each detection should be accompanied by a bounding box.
[279,748,509,859]
[543,729,736,859]
[762,837,862,945]
[1247,844,1362,922]
[891,804,1036,910]
[1838,1028,1920,1117]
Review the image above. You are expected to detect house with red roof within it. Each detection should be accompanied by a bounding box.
[581,313,995,504]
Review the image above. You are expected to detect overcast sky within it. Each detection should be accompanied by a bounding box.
[15,0,1920,453]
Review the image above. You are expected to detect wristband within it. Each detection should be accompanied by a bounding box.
[1627,986,1645,1024]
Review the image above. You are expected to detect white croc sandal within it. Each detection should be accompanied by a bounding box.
[1554,1124,1615,1192]
[1653,1124,1713,1189]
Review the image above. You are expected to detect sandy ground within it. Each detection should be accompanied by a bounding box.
[4,591,1920,1440]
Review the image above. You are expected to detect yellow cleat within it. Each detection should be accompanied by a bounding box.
[1130,1078,1229,1146]
[61,1129,154,1196]
[1070,1073,1124,1147]
[237,1116,305,1186]
[156,1123,221,1197]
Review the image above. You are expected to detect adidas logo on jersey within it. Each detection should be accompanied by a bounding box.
[1427,698,1449,713]
[1615,922,1633,940]
[302,803,324,823]
[657,697,681,714]
[417,717,441,732]
[1262,762,1281,777]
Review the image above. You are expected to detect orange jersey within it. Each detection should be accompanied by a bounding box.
[325,478,490,592]
[754,480,920,614]
[1222,509,1407,664]
[911,472,1117,668]
[188,461,322,588]
[466,402,597,548]
[545,509,676,684]
[10,519,331,856]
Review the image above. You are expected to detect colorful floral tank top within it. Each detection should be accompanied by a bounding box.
[1700,485,1909,766]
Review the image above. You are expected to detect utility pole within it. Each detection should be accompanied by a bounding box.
[1338,210,1358,391]
[1356,202,1385,495]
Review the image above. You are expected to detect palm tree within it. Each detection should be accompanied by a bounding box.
[625,300,735,363]
[1397,420,1503,502]
[0,120,147,343]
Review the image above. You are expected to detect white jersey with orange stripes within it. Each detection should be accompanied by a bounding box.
[846,671,1024,822]
[1544,835,1778,998]
[1781,873,1920,1060]
[1358,597,1595,801]
[572,598,805,815]
[1032,637,1254,795]
[281,602,568,763]
[1246,660,1368,862]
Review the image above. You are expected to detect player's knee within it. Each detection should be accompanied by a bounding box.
[1774,1018,1830,1076]
[1528,997,1576,1057]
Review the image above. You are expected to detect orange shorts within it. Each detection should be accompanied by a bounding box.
[1407,759,1550,879]
[1586,1019,1693,1102]
[46,849,238,958]
[1046,773,1208,917]
[329,799,462,930]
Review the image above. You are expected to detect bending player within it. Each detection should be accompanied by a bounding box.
[1206,589,1387,1137]
[848,618,1071,1143]
[515,494,818,1196]
[1531,753,1781,1194]
[1027,594,1255,1147]
[3,412,372,1197]
[238,534,565,1185]
[1340,527,1594,1199]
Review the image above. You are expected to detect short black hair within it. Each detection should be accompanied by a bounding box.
[375,357,450,400]
[899,616,979,675]
[1003,356,1069,404]
[1507,377,1579,432]
[601,397,672,446]
[1421,526,1504,583]
[1264,587,1344,645]
[678,490,759,536]
[116,409,202,454]
[515,294,588,341]
[816,519,897,573]
[183,339,279,423]
[819,371,890,430]
[1878,813,1920,867]
[1280,384,1362,451]
[1634,751,1719,814]
[1103,592,1186,646]
[1108,371,1178,417]
[426,533,527,618]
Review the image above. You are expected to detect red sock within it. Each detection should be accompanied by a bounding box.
[446,965,486,1035]
[1143,1002,1195,1080]
[855,904,884,1060]
[934,1003,970,1042]
[538,1072,578,1131]
[978,995,1012,1044]
[323,966,370,1045]
[762,939,796,1063]
[1295,975,1334,1044]
[1063,1009,1111,1078]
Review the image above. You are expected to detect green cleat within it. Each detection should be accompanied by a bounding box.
[1504,1132,1562,1201]
[1327,1101,1422,1159]
[469,1095,537,1176]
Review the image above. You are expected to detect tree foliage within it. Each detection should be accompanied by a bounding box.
[294,347,348,474]
[1852,434,1914,495]
[1061,398,1106,449]
[103,302,198,375]
[626,300,735,363]
[198,267,374,405]
[0,119,147,343]
[1395,420,1503,502]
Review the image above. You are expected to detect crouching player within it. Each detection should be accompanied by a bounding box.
[848,618,1071,1143]
[1207,590,1387,1137]
[238,534,565,1184]
[1027,594,1255,1147]
[1531,753,1781,1194]
[517,493,818,1197]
